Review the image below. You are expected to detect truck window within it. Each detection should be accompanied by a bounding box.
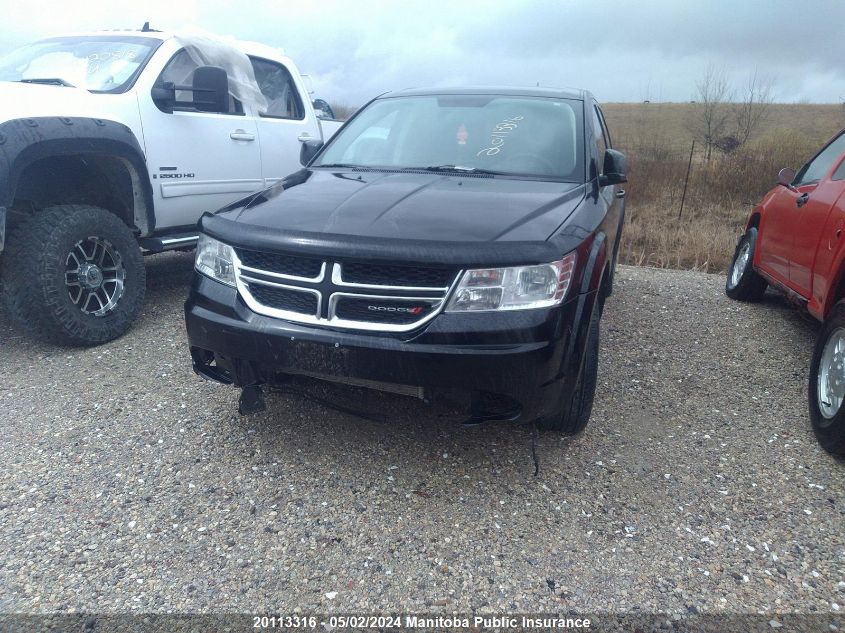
[249,57,304,120]
[795,132,845,185]
[832,157,845,181]
[154,49,243,115]
[0,35,160,93]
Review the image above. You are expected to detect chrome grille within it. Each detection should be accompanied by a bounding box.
[332,294,441,325]
[234,253,459,332]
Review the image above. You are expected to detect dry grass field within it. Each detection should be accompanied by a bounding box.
[603,102,845,272]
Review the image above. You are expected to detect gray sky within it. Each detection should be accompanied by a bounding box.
[2,0,845,105]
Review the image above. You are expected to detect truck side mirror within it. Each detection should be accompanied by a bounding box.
[151,82,176,113]
[313,98,335,120]
[192,66,229,113]
[598,149,627,186]
[778,167,796,188]
[300,139,324,166]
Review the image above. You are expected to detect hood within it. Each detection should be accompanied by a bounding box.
[0,81,118,123]
[212,169,586,243]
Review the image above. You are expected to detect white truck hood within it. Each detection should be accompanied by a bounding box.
[0,81,124,124]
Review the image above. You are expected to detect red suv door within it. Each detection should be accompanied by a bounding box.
[783,132,845,296]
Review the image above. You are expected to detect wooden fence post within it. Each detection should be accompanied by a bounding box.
[678,140,695,219]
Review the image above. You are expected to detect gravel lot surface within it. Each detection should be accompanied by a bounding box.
[1,254,844,617]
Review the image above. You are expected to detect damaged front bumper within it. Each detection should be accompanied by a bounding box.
[185,274,591,423]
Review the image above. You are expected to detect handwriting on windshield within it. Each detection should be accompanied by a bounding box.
[476,116,524,157]
[86,49,139,75]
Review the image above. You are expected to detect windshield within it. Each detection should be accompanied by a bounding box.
[0,36,160,93]
[315,94,585,181]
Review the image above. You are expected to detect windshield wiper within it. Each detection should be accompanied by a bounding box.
[316,163,364,169]
[415,165,503,175]
[18,78,75,87]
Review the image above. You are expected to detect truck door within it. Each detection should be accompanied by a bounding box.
[756,186,795,285]
[138,49,263,230]
[784,132,845,296]
[248,56,322,186]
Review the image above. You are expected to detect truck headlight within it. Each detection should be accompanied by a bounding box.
[446,252,577,312]
[195,234,236,287]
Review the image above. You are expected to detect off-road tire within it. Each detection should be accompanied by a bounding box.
[1,205,145,346]
[538,301,600,434]
[725,227,767,302]
[808,300,845,456]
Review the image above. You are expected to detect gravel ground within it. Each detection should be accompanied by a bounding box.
[1,254,844,617]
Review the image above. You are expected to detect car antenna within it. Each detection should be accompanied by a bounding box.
[141,22,160,32]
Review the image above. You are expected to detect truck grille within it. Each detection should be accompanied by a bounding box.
[233,249,459,332]
[340,262,454,288]
[236,249,323,280]
[333,296,440,325]
[247,283,319,316]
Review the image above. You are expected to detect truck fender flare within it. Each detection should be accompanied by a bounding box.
[0,117,155,234]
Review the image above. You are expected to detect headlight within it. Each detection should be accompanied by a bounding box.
[195,234,236,286]
[446,252,577,312]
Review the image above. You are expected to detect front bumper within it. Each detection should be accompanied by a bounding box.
[185,274,595,422]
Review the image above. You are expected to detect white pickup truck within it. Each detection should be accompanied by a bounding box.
[0,27,342,345]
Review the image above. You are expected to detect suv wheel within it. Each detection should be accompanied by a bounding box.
[726,227,767,301]
[1,205,146,346]
[809,300,845,455]
[538,301,600,434]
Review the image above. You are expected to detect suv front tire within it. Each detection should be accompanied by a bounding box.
[726,227,767,302]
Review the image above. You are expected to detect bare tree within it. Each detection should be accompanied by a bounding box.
[734,70,775,146]
[688,64,733,160]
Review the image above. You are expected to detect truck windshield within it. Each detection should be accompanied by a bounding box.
[315,94,585,181]
[0,36,160,93]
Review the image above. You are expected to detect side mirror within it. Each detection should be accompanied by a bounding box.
[599,149,627,186]
[313,98,335,120]
[300,139,324,166]
[192,66,229,113]
[778,167,796,188]
[151,82,176,113]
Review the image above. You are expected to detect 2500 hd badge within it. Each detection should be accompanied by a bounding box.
[185,87,627,435]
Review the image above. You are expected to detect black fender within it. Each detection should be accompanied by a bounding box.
[605,201,625,296]
[552,231,609,406]
[0,117,154,251]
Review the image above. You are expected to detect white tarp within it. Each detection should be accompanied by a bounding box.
[173,28,268,113]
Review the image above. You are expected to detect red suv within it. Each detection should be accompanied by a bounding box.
[727,130,845,455]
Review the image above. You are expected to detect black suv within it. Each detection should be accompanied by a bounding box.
[185,87,626,433]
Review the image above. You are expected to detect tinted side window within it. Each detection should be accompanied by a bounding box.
[595,105,612,149]
[831,157,845,181]
[154,50,241,114]
[795,132,845,185]
[591,104,607,177]
[250,58,304,120]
